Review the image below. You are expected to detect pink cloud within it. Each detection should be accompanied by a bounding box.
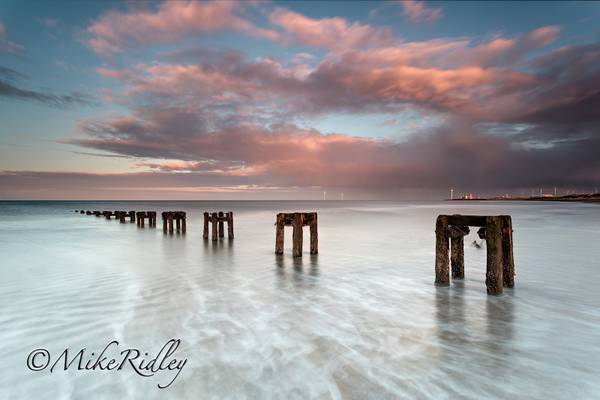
[93,39,539,122]
[87,1,278,56]
[400,0,443,23]
[96,67,133,80]
[268,8,395,50]
[88,25,589,129]
[468,25,561,67]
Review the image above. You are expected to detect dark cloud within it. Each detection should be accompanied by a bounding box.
[63,111,600,192]
[0,65,96,107]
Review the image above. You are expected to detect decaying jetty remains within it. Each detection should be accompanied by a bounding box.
[203,211,234,240]
[162,211,187,234]
[136,211,157,228]
[78,210,144,225]
[435,214,515,295]
[275,212,318,257]
[112,211,136,223]
[114,211,126,223]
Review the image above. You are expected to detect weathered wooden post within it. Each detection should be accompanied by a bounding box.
[103,211,112,220]
[161,211,184,233]
[218,211,224,238]
[292,212,304,257]
[168,213,174,233]
[227,211,234,239]
[309,213,318,255]
[275,212,318,257]
[202,211,232,240]
[435,215,450,285]
[485,216,504,295]
[180,212,186,233]
[275,214,285,254]
[203,212,209,239]
[501,215,515,288]
[211,212,218,241]
[434,214,515,294]
[113,211,124,223]
[136,211,155,227]
[128,211,135,223]
[80,210,85,214]
[449,226,469,279]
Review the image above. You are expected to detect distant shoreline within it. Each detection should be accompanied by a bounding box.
[449,193,600,203]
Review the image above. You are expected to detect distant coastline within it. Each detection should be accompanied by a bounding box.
[449,193,600,203]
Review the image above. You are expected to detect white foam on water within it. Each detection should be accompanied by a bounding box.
[0,201,599,399]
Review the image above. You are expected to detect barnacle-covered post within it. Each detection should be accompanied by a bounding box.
[275,212,318,257]
[203,212,209,239]
[309,213,318,255]
[485,216,504,295]
[218,211,224,238]
[449,226,469,279]
[227,211,234,239]
[501,215,515,288]
[162,212,168,233]
[292,212,304,257]
[275,214,285,254]
[435,215,450,285]
[211,212,218,241]
[180,211,186,233]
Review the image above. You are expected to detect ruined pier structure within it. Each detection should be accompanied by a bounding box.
[77,210,138,222]
[203,212,234,240]
[275,212,318,257]
[114,211,136,223]
[435,214,514,295]
[78,209,156,226]
[136,211,157,227]
[162,211,187,234]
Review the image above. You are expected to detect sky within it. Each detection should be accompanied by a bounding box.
[0,0,599,200]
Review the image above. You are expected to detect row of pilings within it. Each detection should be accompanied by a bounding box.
[75,209,517,295]
[77,209,158,226]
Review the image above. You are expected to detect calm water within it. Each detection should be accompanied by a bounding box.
[0,201,599,399]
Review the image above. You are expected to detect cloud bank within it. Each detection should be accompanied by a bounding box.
[2,2,599,199]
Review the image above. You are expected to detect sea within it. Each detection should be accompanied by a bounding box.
[0,200,599,399]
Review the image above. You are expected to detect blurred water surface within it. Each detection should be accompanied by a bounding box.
[0,200,599,399]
